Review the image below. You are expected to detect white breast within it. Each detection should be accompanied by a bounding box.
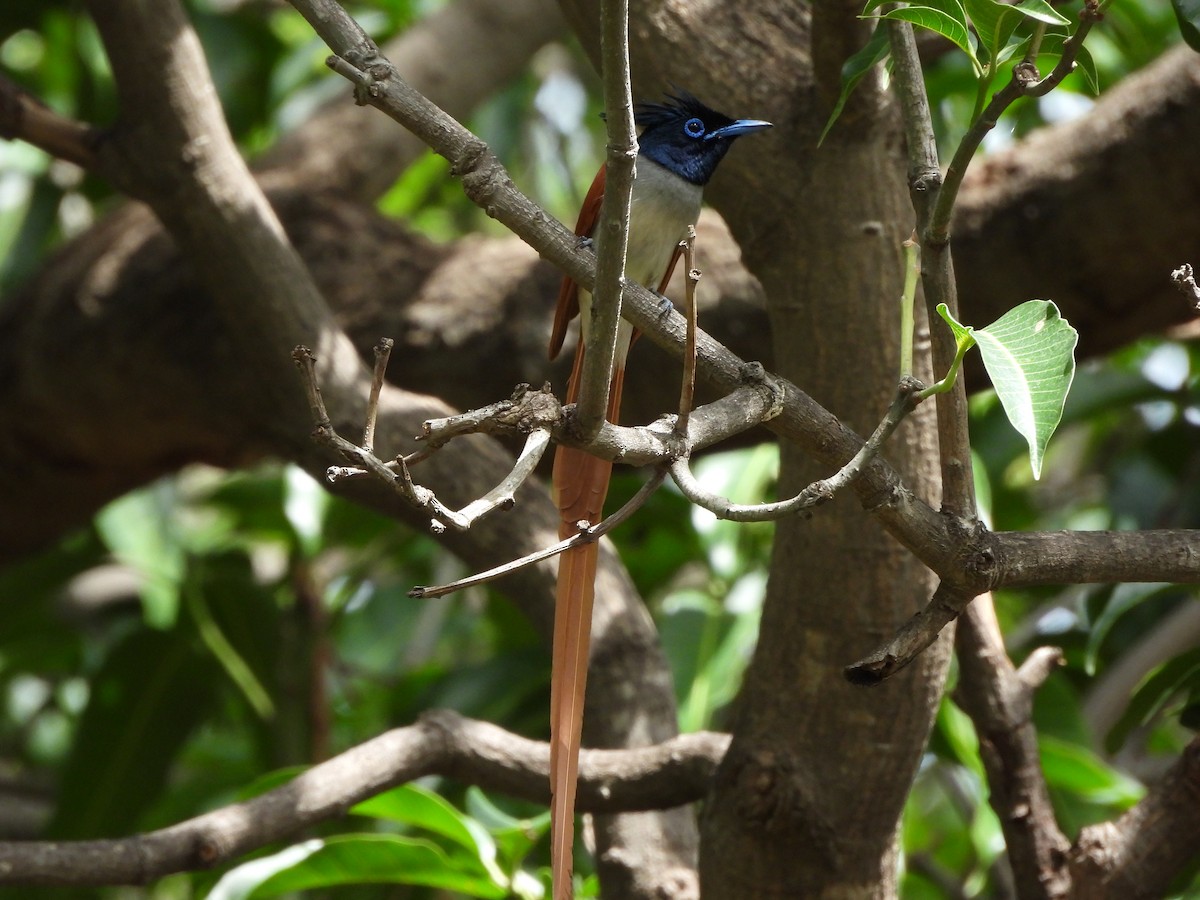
[578,158,703,363]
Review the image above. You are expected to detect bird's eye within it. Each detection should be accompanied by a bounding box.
[684,117,705,137]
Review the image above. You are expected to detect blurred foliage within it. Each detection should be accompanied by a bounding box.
[2,1,1200,899]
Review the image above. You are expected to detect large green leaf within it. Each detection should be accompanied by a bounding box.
[231,835,507,899]
[1039,735,1144,806]
[880,6,977,68]
[353,783,505,884]
[962,0,1023,66]
[944,300,1077,479]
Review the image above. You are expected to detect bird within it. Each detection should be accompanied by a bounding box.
[546,91,771,899]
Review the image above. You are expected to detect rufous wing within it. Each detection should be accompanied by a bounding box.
[549,165,606,361]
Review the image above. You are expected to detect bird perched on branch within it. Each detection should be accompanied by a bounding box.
[547,91,771,899]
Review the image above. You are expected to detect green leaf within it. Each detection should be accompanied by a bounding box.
[1040,735,1144,806]
[880,7,977,68]
[95,484,186,628]
[936,697,985,779]
[1106,647,1200,754]
[1173,0,1200,52]
[1008,0,1070,27]
[972,300,1077,479]
[820,23,891,145]
[962,0,1022,66]
[238,835,507,899]
[352,783,505,884]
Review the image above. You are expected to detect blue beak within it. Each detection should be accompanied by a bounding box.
[706,119,773,141]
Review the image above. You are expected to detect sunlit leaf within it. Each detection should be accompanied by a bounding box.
[353,783,505,884]
[244,834,507,898]
[880,6,977,69]
[944,300,1077,479]
[95,484,185,628]
[1040,735,1144,806]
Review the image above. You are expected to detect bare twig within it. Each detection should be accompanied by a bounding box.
[671,378,923,522]
[0,75,97,169]
[0,710,730,886]
[362,338,393,452]
[292,350,554,535]
[844,582,973,685]
[411,467,667,598]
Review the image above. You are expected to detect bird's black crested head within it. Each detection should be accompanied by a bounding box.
[634,92,771,186]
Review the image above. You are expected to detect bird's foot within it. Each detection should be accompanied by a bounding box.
[577,236,594,251]
[655,293,675,319]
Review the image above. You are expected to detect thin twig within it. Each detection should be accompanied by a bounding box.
[411,467,667,598]
[670,379,923,522]
[293,346,541,534]
[844,582,973,684]
[362,338,393,453]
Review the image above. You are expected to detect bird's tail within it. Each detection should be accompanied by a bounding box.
[549,342,624,900]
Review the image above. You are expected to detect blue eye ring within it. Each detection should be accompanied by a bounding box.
[684,117,705,137]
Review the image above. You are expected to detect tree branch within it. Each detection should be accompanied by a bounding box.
[953,600,1070,899]
[1069,736,1200,898]
[0,710,729,887]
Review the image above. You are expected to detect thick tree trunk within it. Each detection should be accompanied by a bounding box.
[697,38,949,900]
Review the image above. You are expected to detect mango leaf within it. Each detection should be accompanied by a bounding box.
[233,835,508,899]
[1008,0,1070,27]
[1105,647,1200,754]
[880,6,977,69]
[1039,735,1144,806]
[352,783,505,885]
[820,23,891,145]
[943,300,1077,479]
[962,0,1023,66]
[935,697,985,780]
[1174,0,1200,52]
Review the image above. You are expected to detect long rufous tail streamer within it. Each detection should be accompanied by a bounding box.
[549,337,625,900]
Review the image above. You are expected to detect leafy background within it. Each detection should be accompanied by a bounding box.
[1,0,1198,897]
